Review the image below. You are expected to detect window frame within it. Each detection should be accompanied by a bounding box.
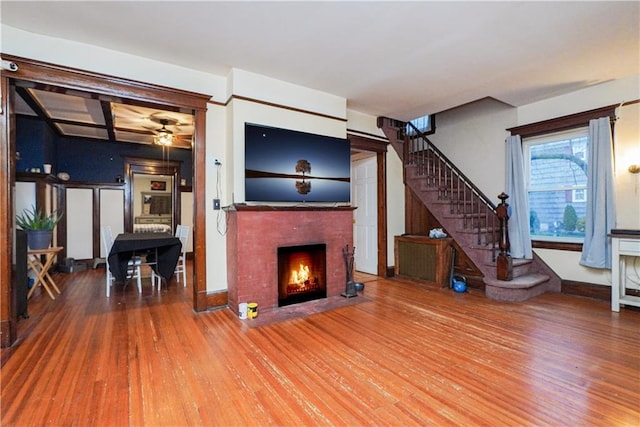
[507,104,617,252]
[523,127,589,245]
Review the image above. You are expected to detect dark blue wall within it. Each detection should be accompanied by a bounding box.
[16,117,53,172]
[16,116,193,184]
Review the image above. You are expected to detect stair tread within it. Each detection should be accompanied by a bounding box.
[484,273,549,289]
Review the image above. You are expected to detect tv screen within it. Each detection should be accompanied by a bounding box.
[245,123,351,203]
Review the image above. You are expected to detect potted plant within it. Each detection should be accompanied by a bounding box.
[16,206,63,250]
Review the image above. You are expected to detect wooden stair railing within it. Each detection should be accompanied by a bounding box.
[379,117,504,267]
[378,116,561,302]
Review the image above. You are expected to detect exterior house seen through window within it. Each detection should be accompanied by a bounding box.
[524,127,588,243]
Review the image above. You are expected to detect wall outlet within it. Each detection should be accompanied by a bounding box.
[213,199,221,210]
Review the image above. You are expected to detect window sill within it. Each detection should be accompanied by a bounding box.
[532,240,583,252]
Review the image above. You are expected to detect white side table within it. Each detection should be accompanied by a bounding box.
[610,231,640,312]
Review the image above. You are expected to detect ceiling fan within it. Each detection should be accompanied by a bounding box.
[147,115,193,147]
[152,117,175,146]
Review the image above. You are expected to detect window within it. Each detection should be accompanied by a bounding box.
[407,114,436,135]
[572,188,586,203]
[524,127,588,243]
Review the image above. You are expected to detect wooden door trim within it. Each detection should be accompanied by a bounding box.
[1,55,211,346]
[348,133,389,277]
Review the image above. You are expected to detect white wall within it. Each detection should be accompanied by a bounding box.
[428,98,517,203]
[15,182,36,219]
[386,150,405,265]
[615,102,640,229]
[205,103,228,293]
[1,25,225,102]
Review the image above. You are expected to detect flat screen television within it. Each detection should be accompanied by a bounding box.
[245,123,351,203]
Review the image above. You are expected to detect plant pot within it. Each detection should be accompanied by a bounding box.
[27,230,53,250]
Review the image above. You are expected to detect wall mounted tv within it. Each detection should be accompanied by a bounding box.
[245,123,351,203]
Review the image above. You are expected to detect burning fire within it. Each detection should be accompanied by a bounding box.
[290,264,311,286]
[287,263,320,295]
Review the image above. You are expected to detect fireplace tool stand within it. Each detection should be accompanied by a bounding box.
[342,245,364,298]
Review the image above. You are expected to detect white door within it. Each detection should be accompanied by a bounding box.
[352,155,377,274]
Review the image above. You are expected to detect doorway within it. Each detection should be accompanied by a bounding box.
[352,154,378,275]
[124,157,181,232]
[0,55,210,347]
[348,134,389,278]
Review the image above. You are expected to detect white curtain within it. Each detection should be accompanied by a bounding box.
[580,117,616,269]
[505,135,533,259]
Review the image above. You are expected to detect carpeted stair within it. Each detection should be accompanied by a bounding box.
[378,117,561,302]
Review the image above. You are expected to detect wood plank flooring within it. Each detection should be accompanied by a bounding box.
[1,265,639,426]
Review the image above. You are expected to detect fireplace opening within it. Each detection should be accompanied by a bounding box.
[278,244,327,307]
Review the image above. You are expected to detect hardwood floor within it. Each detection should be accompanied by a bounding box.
[2,265,639,426]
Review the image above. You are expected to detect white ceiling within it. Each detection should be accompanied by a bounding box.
[1,1,639,121]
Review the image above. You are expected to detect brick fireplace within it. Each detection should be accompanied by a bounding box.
[226,205,354,315]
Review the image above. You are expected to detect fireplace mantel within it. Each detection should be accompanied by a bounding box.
[226,206,354,315]
[225,204,355,212]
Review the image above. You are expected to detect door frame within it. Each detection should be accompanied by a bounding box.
[348,133,389,277]
[0,55,211,347]
[124,156,181,232]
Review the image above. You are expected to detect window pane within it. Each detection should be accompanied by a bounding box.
[529,136,588,190]
[525,130,588,242]
[529,190,586,240]
[407,115,434,135]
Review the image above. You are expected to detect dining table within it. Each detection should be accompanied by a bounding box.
[108,232,182,284]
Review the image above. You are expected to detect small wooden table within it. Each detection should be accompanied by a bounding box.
[27,246,63,300]
[610,231,640,311]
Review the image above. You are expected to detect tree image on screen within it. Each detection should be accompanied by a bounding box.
[295,160,312,194]
[295,160,311,176]
[296,180,311,195]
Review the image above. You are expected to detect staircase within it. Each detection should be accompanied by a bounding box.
[378,117,561,302]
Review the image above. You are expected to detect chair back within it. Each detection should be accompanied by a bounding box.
[175,225,190,253]
[101,225,115,257]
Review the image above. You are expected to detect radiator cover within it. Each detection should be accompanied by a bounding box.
[394,236,453,287]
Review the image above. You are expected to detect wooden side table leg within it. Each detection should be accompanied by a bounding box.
[27,253,57,300]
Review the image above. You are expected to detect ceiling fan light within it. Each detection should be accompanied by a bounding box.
[154,125,174,146]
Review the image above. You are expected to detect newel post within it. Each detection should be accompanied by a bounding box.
[496,192,513,281]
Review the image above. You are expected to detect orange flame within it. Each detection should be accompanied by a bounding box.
[290,264,310,286]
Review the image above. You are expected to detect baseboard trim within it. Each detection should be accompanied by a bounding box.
[386,266,395,277]
[206,290,228,310]
[562,280,610,301]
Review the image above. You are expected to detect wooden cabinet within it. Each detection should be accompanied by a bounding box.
[394,235,453,287]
